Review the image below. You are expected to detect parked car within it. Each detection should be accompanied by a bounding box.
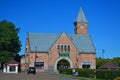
[27,67,36,74]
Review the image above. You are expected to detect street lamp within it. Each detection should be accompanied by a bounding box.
[102,49,104,65]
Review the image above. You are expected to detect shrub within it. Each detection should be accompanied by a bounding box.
[59,68,72,75]
[58,68,120,80]
[96,70,120,80]
[115,77,120,80]
[76,69,95,78]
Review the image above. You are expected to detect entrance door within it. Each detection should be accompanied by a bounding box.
[57,59,70,70]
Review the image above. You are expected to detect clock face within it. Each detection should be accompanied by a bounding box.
[80,25,84,29]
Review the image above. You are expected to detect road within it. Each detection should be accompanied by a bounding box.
[0,72,89,80]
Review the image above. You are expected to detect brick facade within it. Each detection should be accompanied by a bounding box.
[22,32,96,72]
[74,22,88,34]
[21,7,96,72]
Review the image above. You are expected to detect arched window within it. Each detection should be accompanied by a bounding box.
[57,45,71,53]
[64,45,67,52]
[57,45,60,52]
[61,45,63,52]
[68,45,70,52]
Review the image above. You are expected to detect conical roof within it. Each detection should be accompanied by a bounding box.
[76,7,88,23]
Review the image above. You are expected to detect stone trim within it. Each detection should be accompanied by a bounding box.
[54,57,73,72]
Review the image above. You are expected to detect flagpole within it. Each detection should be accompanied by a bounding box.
[102,49,104,65]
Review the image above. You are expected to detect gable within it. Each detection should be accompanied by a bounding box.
[49,32,76,50]
[56,32,73,44]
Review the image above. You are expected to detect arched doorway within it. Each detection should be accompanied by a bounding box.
[57,59,70,69]
[54,57,73,72]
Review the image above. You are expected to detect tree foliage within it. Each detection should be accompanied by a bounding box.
[96,57,103,69]
[0,51,12,64]
[112,57,120,66]
[0,20,21,63]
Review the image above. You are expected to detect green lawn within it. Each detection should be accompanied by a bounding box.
[90,78,101,80]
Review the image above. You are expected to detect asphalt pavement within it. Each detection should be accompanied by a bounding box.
[0,71,89,80]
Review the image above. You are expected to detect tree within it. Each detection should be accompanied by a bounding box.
[112,57,120,67]
[0,51,12,64]
[96,57,103,69]
[0,20,21,64]
[96,57,111,69]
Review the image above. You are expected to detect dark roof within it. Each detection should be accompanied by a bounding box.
[99,62,120,70]
[6,59,19,64]
[27,32,96,53]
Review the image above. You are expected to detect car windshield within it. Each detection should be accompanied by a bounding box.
[29,67,35,69]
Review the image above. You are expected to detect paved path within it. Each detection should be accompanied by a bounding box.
[0,72,88,80]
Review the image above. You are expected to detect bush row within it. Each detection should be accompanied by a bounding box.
[58,68,120,80]
[97,70,120,80]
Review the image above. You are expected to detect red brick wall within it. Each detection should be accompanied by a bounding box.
[21,39,30,71]
[28,53,49,68]
[22,33,96,72]
[27,53,48,72]
[74,22,88,34]
[21,63,25,71]
[49,33,77,67]
[25,38,30,65]
[78,53,96,69]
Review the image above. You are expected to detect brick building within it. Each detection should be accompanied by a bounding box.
[22,7,96,72]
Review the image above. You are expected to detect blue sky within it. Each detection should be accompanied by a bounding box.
[0,0,120,59]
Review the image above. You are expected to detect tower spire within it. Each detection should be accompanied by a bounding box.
[76,7,88,23]
[74,7,88,34]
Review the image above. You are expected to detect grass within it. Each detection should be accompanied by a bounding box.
[90,78,101,80]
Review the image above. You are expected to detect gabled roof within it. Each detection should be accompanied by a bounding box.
[75,7,88,23]
[68,34,95,53]
[99,62,120,70]
[6,59,19,64]
[27,32,96,53]
[28,33,60,52]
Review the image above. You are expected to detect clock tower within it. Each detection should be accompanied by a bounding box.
[74,7,88,34]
